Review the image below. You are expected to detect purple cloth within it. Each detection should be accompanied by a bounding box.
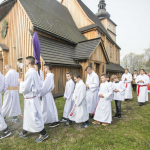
[33,31,41,64]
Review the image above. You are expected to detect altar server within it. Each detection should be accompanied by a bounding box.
[59,72,75,122]
[92,74,112,126]
[112,75,125,119]
[35,64,44,82]
[18,56,48,143]
[2,65,21,123]
[66,73,89,128]
[85,66,99,117]
[106,74,114,101]
[121,69,133,101]
[40,63,59,127]
[0,72,11,139]
[135,69,149,106]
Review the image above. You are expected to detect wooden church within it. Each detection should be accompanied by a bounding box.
[0,0,124,97]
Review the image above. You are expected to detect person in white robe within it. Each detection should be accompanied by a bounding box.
[18,56,48,143]
[85,66,99,117]
[92,74,112,126]
[106,74,114,101]
[59,72,75,122]
[40,63,59,127]
[66,73,89,128]
[112,75,125,119]
[2,65,21,123]
[0,72,11,139]
[135,69,149,106]
[121,69,133,101]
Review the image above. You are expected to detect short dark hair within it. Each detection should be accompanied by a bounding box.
[44,63,52,71]
[106,74,110,79]
[66,72,72,76]
[74,73,81,79]
[125,69,129,71]
[26,56,35,65]
[85,66,92,71]
[141,69,145,72]
[101,74,107,78]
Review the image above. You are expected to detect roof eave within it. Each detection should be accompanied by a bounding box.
[33,26,77,45]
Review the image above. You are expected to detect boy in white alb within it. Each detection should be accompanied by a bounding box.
[60,72,75,122]
[18,56,48,143]
[40,63,59,127]
[92,74,112,126]
[135,69,149,106]
[85,66,99,118]
[112,75,125,119]
[2,64,21,123]
[0,72,11,139]
[121,69,133,101]
[65,73,89,128]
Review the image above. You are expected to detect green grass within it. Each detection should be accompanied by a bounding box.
[0,92,150,150]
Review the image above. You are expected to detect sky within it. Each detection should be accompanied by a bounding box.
[1,0,150,60]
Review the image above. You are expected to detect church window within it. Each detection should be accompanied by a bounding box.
[102,64,105,73]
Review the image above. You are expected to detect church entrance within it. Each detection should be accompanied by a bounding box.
[0,44,9,75]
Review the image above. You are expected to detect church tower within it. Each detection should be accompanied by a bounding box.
[96,0,117,42]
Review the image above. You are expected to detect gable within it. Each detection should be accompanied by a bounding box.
[90,43,107,64]
[73,37,109,63]
[62,0,94,28]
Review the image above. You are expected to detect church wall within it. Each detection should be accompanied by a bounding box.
[62,0,94,28]
[100,18,107,29]
[0,1,34,76]
[107,19,116,35]
[83,30,97,40]
[107,30,116,42]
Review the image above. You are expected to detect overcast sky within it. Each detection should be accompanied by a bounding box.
[1,0,150,60]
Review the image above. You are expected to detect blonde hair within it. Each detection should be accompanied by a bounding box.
[5,64,12,69]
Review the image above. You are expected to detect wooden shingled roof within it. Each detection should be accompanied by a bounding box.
[106,62,125,73]
[18,0,86,44]
[73,37,110,64]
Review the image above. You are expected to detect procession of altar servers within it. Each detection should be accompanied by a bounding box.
[0,67,150,138]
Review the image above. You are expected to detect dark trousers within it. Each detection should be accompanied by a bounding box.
[115,100,122,116]
[132,84,137,92]
[23,128,47,135]
[2,127,9,133]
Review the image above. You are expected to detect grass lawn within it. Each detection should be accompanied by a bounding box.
[0,92,150,150]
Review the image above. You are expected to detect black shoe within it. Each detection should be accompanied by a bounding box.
[65,120,72,126]
[118,116,121,119]
[49,122,59,128]
[0,130,11,139]
[59,117,67,123]
[139,103,143,106]
[113,114,118,118]
[90,114,94,118]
